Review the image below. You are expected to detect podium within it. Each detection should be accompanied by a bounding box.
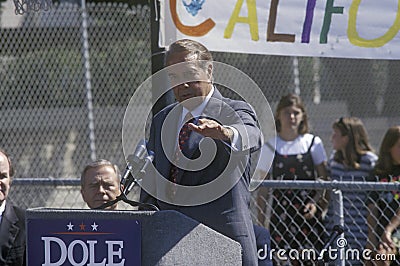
[26,208,242,265]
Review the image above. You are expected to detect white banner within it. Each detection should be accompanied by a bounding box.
[160,0,400,59]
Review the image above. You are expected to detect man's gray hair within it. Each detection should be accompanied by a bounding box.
[165,39,213,65]
[80,159,120,187]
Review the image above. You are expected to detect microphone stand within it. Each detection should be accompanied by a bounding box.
[94,193,159,211]
[95,151,159,211]
[317,225,345,265]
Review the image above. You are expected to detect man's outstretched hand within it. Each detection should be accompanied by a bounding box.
[188,118,233,142]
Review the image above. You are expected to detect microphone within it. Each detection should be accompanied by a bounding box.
[121,140,154,196]
[95,140,158,211]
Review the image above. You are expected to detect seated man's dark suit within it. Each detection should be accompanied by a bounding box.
[0,201,26,266]
[140,88,262,265]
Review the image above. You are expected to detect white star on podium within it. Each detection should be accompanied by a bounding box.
[91,222,98,231]
[67,222,74,231]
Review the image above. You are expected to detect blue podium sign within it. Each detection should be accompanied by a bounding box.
[27,218,141,266]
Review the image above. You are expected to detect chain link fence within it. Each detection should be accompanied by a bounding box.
[9,178,140,210]
[1,1,399,180]
[1,1,400,264]
[1,2,151,179]
[8,177,400,265]
[253,179,400,265]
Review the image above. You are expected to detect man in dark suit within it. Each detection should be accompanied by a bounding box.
[140,39,263,265]
[0,149,26,266]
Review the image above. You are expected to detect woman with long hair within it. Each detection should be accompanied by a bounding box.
[255,93,328,265]
[367,126,400,266]
[326,117,377,265]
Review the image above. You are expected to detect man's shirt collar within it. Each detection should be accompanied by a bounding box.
[180,86,214,125]
[0,200,6,217]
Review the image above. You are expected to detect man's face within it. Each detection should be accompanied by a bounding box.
[81,165,120,210]
[166,52,212,110]
[0,152,11,205]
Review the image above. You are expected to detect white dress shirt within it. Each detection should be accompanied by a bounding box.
[0,200,6,225]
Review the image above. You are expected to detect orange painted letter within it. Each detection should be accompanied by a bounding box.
[170,0,216,36]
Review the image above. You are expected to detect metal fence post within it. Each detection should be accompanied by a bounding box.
[331,189,345,266]
[81,0,97,161]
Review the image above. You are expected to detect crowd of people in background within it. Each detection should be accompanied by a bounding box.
[254,93,400,266]
[1,39,399,265]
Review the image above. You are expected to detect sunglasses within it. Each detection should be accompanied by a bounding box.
[338,117,354,137]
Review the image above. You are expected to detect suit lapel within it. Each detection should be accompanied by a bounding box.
[0,203,20,262]
[158,104,181,179]
[202,89,224,120]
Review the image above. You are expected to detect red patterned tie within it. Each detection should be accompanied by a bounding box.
[169,113,194,185]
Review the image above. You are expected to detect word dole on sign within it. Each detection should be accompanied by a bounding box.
[27,218,141,266]
[41,237,125,265]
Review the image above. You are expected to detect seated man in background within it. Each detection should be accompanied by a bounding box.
[0,149,26,266]
[80,159,121,210]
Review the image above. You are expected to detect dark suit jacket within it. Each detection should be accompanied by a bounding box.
[253,224,272,266]
[140,89,262,265]
[0,202,26,266]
